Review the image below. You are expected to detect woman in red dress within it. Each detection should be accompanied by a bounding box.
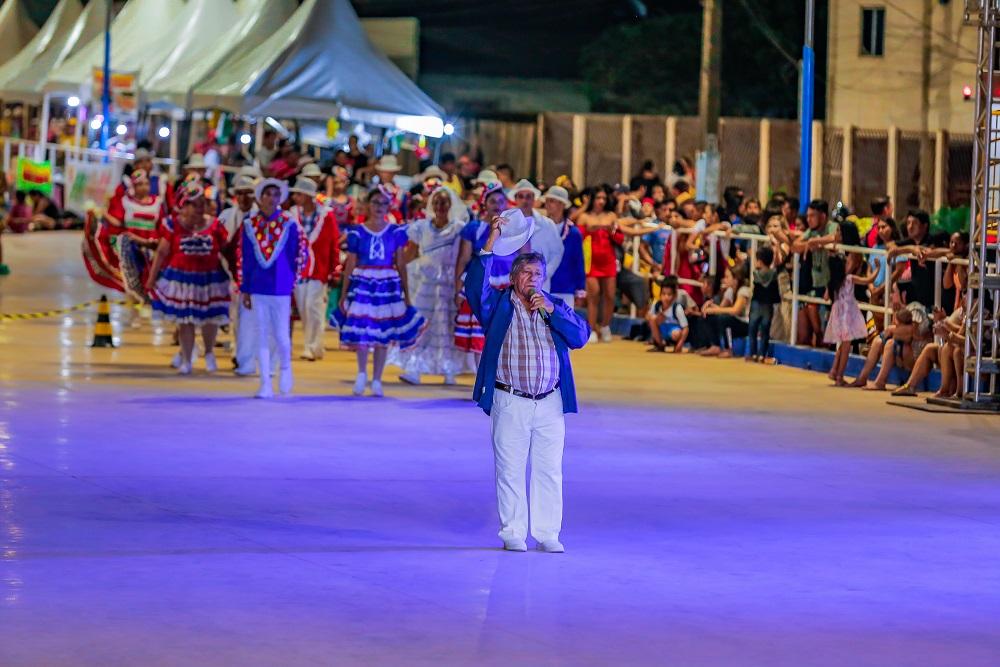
[578,185,623,343]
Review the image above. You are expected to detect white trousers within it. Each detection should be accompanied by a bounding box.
[253,294,292,392]
[235,298,278,373]
[552,293,576,309]
[293,279,328,358]
[489,389,565,542]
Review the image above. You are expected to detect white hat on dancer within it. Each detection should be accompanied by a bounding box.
[541,186,572,209]
[300,163,323,179]
[491,207,535,256]
[474,169,501,186]
[184,153,207,170]
[229,174,256,195]
[254,177,289,204]
[377,155,402,172]
[289,176,319,197]
[508,179,541,200]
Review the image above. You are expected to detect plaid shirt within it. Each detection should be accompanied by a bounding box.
[496,292,560,395]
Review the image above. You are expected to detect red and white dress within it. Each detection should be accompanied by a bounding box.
[117,195,164,300]
[150,217,231,325]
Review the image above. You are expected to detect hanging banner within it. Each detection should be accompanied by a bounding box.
[92,69,139,115]
[64,159,123,216]
[16,157,53,195]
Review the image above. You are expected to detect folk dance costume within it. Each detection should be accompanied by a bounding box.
[149,215,231,325]
[454,219,521,354]
[240,187,309,398]
[117,193,164,304]
[290,180,341,361]
[390,216,470,382]
[330,223,426,350]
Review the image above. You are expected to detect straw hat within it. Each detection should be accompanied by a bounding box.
[254,177,289,204]
[289,176,319,197]
[229,174,256,195]
[417,166,447,183]
[300,163,323,179]
[184,153,207,169]
[474,169,500,186]
[377,155,402,172]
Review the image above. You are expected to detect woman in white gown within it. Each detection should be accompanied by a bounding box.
[392,185,471,385]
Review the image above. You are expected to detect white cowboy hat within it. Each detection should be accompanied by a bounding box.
[300,163,323,178]
[508,179,541,200]
[254,177,289,204]
[541,185,572,209]
[132,148,154,161]
[236,165,262,179]
[229,174,256,195]
[474,169,500,186]
[184,153,207,169]
[492,207,535,256]
[377,155,402,172]
[289,176,319,197]
[417,166,447,183]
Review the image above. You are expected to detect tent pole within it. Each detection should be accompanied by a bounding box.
[169,116,179,177]
[38,93,51,160]
[255,118,264,167]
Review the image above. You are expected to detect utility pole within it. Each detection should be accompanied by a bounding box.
[697,0,722,203]
[799,0,816,212]
[918,0,934,210]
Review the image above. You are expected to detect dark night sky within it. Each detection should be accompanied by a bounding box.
[22,0,704,79]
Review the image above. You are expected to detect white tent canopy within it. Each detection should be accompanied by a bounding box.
[0,0,39,66]
[142,0,297,109]
[193,0,445,137]
[44,0,186,96]
[0,0,110,103]
[133,0,240,101]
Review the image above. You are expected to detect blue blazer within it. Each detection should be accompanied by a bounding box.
[466,252,591,415]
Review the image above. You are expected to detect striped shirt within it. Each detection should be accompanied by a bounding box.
[497,292,560,395]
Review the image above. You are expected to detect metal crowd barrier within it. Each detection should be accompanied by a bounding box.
[625,222,968,345]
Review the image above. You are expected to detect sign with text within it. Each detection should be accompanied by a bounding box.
[64,159,122,216]
[15,157,52,195]
[92,69,139,115]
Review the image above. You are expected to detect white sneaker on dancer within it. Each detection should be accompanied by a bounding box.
[352,372,368,396]
[399,372,421,385]
[535,539,565,553]
[503,538,527,552]
[370,380,384,397]
[170,352,182,368]
[204,353,218,373]
[177,361,192,375]
[255,385,274,399]
[600,326,613,343]
[279,368,293,395]
[588,331,598,344]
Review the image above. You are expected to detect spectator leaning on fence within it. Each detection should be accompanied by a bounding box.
[888,209,950,310]
[790,199,838,347]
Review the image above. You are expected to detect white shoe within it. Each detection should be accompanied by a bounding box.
[399,371,421,385]
[170,352,182,368]
[370,379,384,397]
[204,353,218,373]
[190,345,200,365]
[588,331,598,344]
[503,538,527,552]
[443,374,457,386]
[255,386,274,399]
[278,368,293,395]
[177,361,192,375]
[600,326,613,343]
[535,539,565,553]
[233,366,256,377]
[300,351,315,361]
[352,372,368,396]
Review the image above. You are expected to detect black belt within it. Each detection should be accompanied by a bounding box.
[495,381,560,401]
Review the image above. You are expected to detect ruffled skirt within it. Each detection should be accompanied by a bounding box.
[151,266,231,325]
[330,266,427,350]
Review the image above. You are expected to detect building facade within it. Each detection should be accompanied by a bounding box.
[827,0,977,134]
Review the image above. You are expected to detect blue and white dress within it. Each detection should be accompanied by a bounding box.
[330,223,426,350]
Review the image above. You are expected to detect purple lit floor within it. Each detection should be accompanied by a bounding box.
[1,234,1000,665]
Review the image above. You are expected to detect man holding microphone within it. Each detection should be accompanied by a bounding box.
[464,212,591,553]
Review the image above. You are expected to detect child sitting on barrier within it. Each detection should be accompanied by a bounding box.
[647,276,688,353]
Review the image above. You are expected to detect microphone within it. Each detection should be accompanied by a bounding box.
[526,289,551,321]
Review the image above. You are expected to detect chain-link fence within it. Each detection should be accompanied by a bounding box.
[822,127,843,205]
[540,113,573,185]
[896,132,923,211]
[719,118,760,199]
[584,114,624,186]
[852,129,889,212]
[769,120,800,199]
[674,117,702,170]
[630,115,667,180]
[948,133,974,209]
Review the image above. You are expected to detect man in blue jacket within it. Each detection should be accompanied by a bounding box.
[466,216,591,553]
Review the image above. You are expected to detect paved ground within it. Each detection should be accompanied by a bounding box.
[1,232,999,666]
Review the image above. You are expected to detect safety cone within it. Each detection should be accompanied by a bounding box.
[91,295,116,348]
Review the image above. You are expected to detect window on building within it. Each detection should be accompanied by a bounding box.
[860,8,885,57]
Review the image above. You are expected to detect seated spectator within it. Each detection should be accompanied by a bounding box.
[4,190,33,233]
[28,190,61,230]
[850,298,932,390]
[647,276,688,353]
[891,296,967,396]
[687,271,726,351]
[701,265,751,358]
